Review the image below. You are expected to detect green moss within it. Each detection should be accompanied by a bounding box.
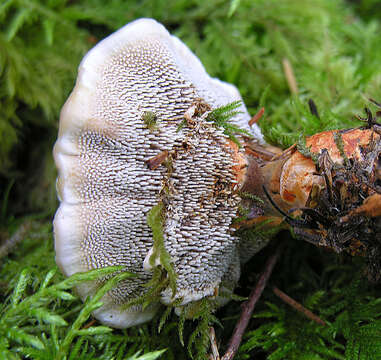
[124,202,179,311]
[176,119,187,133]
[239,191,264,204]
[177,298,220,360]
[0,0,89,171]
[333,131,350,166]
[237,218,284,245]
[206,100,251,146]
[146,202,177,298]
[142,111,158,132]
[297,135,320,164]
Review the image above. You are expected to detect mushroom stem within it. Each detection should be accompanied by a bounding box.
[237,124,381,280]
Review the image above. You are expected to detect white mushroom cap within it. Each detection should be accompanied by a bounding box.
[53,18,264,328]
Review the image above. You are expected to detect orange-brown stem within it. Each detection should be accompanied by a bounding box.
[237,126,381,281]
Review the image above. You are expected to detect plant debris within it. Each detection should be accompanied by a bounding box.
[285,111,381,282]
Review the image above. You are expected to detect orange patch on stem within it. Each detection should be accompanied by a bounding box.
[225,140,248,189]
[282,189,296,202]
[279,128,378,208]
[307,129,374,162]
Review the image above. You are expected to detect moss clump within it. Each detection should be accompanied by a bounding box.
[146,202,177,298]
[206,100,251,146]
[296,135,320,164]
[142,111,159,132]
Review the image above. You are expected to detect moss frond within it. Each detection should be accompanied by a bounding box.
[296,135,320,164]
[0,265,139,360]
[176,298,220,360]
[206,100,252,146]
[142,111,158,132]
[333,131,350,166]
[237,218,284,245]
[238,191,264,204]
[146,202,177,297]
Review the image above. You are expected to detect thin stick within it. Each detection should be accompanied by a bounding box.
[282,58,298,95]
[248,107,265,127]
[81,319,97,329]
[272,286,326,326]
[221,243,284,360]
[0,221,31,259]
[209,327,220,360]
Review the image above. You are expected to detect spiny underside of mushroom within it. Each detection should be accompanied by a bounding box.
[53,18,266,328]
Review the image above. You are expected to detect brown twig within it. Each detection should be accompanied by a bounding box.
[146,150,169,170]
[221,243,284,360]
[282,58,298,95]
[81,319,97,329]
[0,221,31,260]
[208,327,220,360]
[248,107,265,127]
[272,286,326,326]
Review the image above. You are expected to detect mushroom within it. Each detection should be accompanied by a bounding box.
[53,18,266,328]
[54,18,381,329]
